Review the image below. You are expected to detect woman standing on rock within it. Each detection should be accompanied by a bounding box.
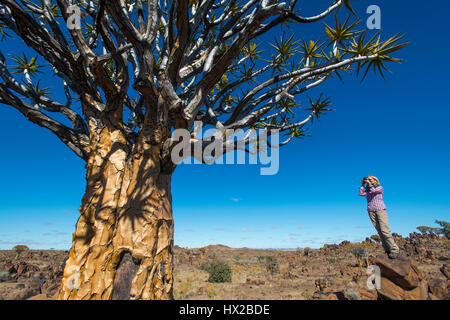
[359,176,400,259]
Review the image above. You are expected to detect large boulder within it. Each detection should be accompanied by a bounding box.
[50,290,60,300]
[0,270,10,282]
[378,276,428,300]
[14,286,41,300]
[358,289,378,300]
[369,255,428,300]
[312,292,339,300]
[9,261,40,279]
[440,264,450,279]
[427,279,449,299]
[26,293,48,300]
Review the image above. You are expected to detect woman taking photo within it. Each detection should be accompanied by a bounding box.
[359,176,400,259]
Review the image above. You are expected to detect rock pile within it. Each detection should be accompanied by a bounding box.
[369,255,442,300]
[0,252,65,299]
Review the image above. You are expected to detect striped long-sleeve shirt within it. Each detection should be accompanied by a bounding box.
[359,184,386,211]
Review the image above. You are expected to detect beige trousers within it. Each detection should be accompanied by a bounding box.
[368,209,400,254]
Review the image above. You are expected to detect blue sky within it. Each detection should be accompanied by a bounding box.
[0,1,449,249]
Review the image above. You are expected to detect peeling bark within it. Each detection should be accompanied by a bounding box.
[58,123,174,300]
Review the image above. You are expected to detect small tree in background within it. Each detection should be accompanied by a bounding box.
[417,226,431,235]
[13,244,29,259]
[417,224,446,237]
[435,220,450,239]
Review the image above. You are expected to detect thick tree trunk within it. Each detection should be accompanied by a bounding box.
[58,125,174,300]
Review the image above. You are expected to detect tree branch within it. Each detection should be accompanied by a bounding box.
[0,83,89,160]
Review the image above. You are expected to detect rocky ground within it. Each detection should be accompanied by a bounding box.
[0,232,448,300]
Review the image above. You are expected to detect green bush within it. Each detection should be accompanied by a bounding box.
[256,256,276,264]
[264,256,277,269]
[255,256,278,273]
[200,261,232,283]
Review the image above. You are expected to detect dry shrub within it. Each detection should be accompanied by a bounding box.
[279,263,297,279]
[206,283,217,299]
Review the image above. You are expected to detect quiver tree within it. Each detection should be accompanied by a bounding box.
[435,220,450,239]
[0,0,407,299]
[13,244,29,259]
[417,225,442,236]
